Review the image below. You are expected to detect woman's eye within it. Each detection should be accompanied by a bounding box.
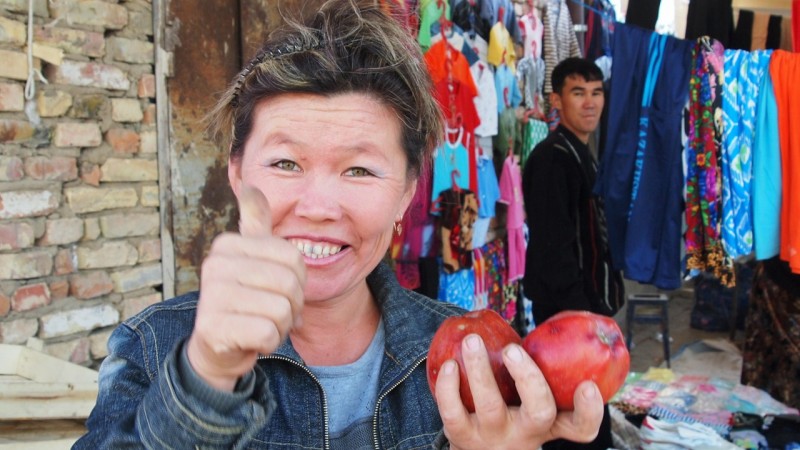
[346,167,373,177]
[274,160,299,171]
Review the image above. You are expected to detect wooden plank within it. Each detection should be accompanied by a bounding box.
[0,419,85,449]
[0,344,98,383]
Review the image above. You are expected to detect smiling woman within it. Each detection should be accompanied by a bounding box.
[72,1,606,449]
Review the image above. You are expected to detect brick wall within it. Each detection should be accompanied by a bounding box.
[0,0,161,367]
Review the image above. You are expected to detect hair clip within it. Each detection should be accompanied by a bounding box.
[230,40,324,108]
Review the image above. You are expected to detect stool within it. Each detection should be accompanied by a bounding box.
[625,293,671,368]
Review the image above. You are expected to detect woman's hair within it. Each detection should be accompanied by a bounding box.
[207,0,443,179]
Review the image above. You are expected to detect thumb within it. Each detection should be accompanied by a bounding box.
[238,185,273,238]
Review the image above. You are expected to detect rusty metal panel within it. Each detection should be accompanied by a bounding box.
[165,0,327,294]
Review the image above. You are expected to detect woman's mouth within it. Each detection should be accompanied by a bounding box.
[289,239,345,259]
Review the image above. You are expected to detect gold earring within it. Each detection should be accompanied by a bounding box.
[393,221,403,236]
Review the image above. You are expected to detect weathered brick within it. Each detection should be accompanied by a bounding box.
[33,26,105,58]
[49,279,70,300]
[11,282,51,312]
[100,158,157,182]
[0,317,38,344]
[89,328,113,358]
[106,128,140,153]
[83,217,100,240]
[100,213,160,239]
[70,94,106,119]
[0,190,58,219]
[137,238,161,262]
[0,291,9,316]
[137,129,156,154]
[39,303,119,339]
[140,185,159,207]
[122,292,161,320]
[0,119,34,143]
[112,264,162,293]
[0,250,53,279]
[80,162,101,187]
[137,74,155,98]
[36,90,73,117]
[0,16,26,46]
[40,217,84,246]
[76,240,138,269]
[0,82,24,111]
[110,98,143,123]
[45,60,130,91]
[45,337,91,364]
[0,155,24,180]
[53,122,102,148]
[0,49,31,81]
[0,221,35,250]
[49,0,128,30]
[126,8,153,37]
[0,0,48,16]
[69,270,113,299]
[108,37,153,64]
[54,248,77,275]
[24,156,78,181]
[142,103,156,125]
[65,186,138,214]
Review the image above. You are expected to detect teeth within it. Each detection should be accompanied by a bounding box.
[290,239,343,259]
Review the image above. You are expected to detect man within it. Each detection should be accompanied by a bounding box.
[522,57,624,450]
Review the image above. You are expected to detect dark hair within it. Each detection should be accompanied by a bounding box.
[206,0,443,180]
[551,57,604,94]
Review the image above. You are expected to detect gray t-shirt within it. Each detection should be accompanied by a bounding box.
[309,320,385,450]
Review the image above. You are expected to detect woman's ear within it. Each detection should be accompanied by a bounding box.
[228,151,243,199]
[398,178,417,219]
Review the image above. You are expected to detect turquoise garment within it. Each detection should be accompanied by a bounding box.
[438,265,475,310]
[494,64,522,113]
[721,49,772,258]
[752,69,782,260]
[431,138,470,205]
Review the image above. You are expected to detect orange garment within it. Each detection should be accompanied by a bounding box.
[424,40,478,97]
[770,50,800,273]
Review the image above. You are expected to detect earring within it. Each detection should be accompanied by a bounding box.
[393,221,403,236]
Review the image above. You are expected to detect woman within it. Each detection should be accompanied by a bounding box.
[74,1,604,448]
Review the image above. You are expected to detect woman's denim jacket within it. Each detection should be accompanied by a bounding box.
[73,262,464,449]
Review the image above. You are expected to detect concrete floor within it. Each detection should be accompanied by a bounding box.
[612,280,742,375]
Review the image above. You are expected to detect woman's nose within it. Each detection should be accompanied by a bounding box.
[293,176,343,221]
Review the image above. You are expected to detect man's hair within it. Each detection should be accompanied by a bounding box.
[551,57,604,94]
[206,0,443,179]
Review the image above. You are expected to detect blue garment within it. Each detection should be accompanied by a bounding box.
[73,262,464,449]
[438,265,476,310]
[431,138,470,205]
[596,23,691,290]
[495,64,522,113]
[476,156,501,218]
[721,49,772,259]
[752,69,782,260]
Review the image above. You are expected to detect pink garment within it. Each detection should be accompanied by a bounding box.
[499,155,526,281]
[519,12,543,59]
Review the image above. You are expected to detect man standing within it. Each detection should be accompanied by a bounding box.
[522,57,624,450]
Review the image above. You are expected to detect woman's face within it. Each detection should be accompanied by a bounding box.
[229,92,416,303]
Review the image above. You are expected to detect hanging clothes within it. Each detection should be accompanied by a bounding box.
[487,21,517,70]
[417,0,450,51]
[499,154,526,283]
[625,0,662,30]
[521,118,549,169]
[518,8,543,59]
[542,0,582,94]
[480,0,521,42]
[770,50,800,273]
[438,263,476,308]
[430,22,481,65]
[584,0,615,60]
[595,23,691,290]
[471,62,499,138]
[431,129,471,204]
[685,38,736,286]
[435,188,478,273]
[730,9,754,50]
[766,15,783,50]
[516,55,546,113]
[720,49,772,260]
[752,68,781,261]
[481,238,514,322]
[494,64,522,113]
[684,0,733,47]
[393,161,434,289]
[451,0,491,41]
[424,38,478,96]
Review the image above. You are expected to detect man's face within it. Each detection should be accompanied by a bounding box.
[551,75,604,142]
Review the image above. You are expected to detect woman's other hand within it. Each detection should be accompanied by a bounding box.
[435,334,605,449]
[186,186,306,391]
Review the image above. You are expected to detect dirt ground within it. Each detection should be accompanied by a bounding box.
[613,280,744,380]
